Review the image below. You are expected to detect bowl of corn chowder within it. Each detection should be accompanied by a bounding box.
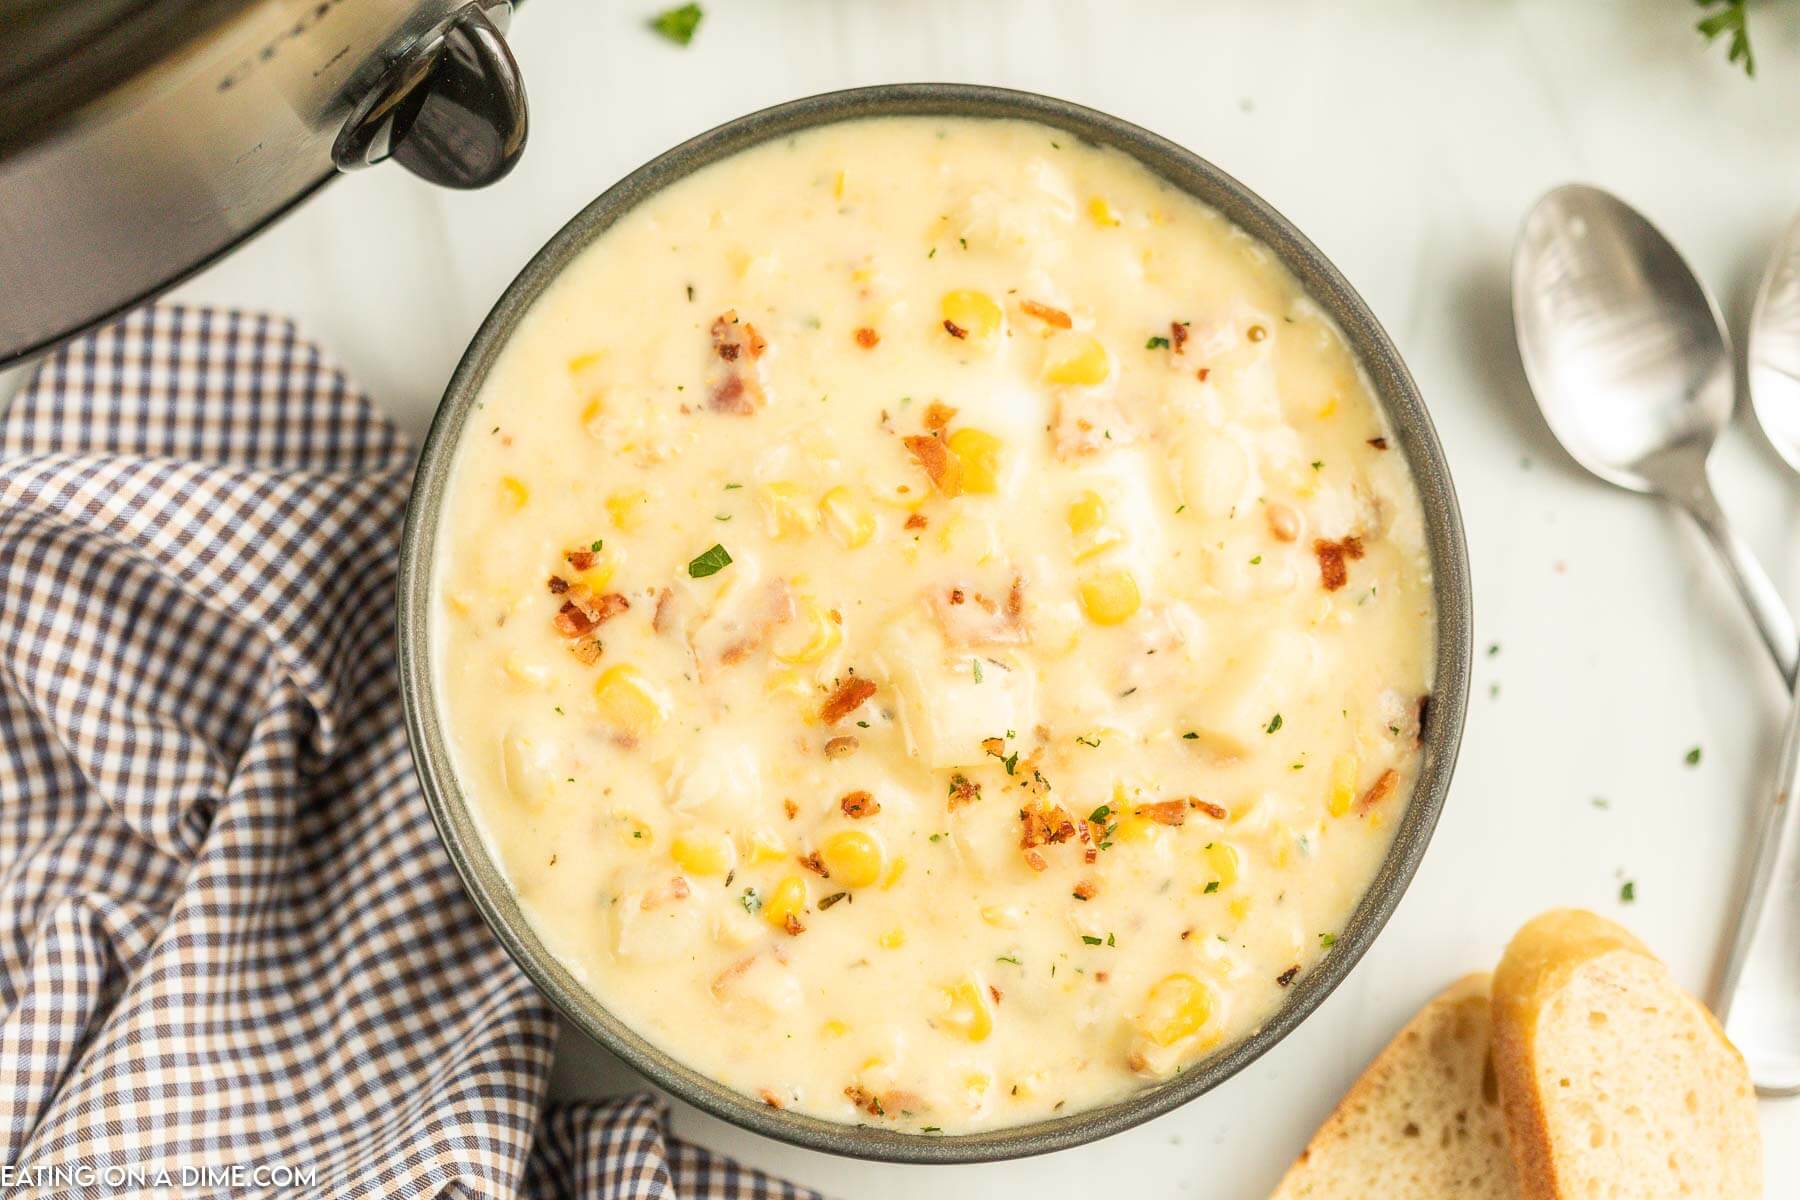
[399,84,1471,1161]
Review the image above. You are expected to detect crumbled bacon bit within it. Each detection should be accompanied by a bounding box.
[782,913,805,936]
[1020,299,1072,329]
[988,984,1003,1004]
[1072,879,1098,901]
[798,851,829,878]
[840,790,880,819]
[1195,367,1211,382]
[709,312,766,414]
[947,773,981,810]
[1094,970,1109,983]
[1357,768,1400,814]
[1006,575,1024,619]
[1276,965,1300,987]
[980,736,1005,757]
[760,1089,784,1109]
[784,798,799,820]
[1367,436,1389,450]
[568,637,603,665]
[819,676,877,724]
[949,588,967,606]
[1019,803,1077,850]
[923,401,958,432]
[1170,321,1190,354]
[1188,798,1229,821]
[844,1085,892,1118]
[642,876,690,911]
[1023,848,1047,872]
[652,587,676,634]
[1134,800,1188,827]
[565,549,596,571]
[553,603,596,638]
[943,319,968,340]
[548,575,569,594]
[591,592,630,622]
[823,735,859,760]
[1180,929,1193,941]
[903,434,957,492]
[1313,535,1366,592]
[854,326,880,348]
[905,512,928,531]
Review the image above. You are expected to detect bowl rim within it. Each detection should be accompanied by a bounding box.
[396,81,1473,1165]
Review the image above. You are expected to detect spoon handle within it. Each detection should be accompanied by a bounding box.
[1717,680,1800,1095]
[1676,472,1800,688]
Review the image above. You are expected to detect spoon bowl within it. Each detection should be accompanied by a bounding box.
[1513,184,1735,493]
[1749,211,1800,473]
[1513,183,1797,684]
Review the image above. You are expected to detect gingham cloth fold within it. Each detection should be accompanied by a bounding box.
[0,305,822,1200]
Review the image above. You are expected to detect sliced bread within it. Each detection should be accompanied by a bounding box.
[1489,909,1762,1200]
[1270,973,1518,1198]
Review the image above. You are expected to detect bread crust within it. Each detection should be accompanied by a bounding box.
[1489,909,1755,1200]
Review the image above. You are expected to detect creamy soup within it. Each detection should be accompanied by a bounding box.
[434,116,1435,1134]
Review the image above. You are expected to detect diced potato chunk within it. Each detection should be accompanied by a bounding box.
[877,614,1037,768]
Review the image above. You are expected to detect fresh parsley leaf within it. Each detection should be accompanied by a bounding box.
[1265,713,1283,734]
[1619,880,1637,903]
[590,539,604,552]
[1145,335,1171,350]
[971,658,984,684]
[1685,746,1702,767]
[1081,934,1103,945]
[1182,730,1199,740]
[1319,932,1337,948]
[996,954,1021,965]
[649,3,704,46]
[1695,0,1755,77]
[1204,880,1220,893]
[687,543,732,578]
[739,888,761,915]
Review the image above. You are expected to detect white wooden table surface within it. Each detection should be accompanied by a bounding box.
[9,1,1799,1194]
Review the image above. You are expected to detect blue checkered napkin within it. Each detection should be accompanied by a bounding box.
[0,305,821,1200]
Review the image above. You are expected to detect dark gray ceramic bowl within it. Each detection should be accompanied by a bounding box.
[397,83,1472,1164]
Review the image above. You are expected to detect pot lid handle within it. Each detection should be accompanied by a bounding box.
[333,1,528,190]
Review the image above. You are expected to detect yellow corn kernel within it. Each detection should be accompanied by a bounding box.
[1228,896,1252,922]
[1079,569,1141,625]
[1271,820,1296,869]
[833,169,847,200]
[1205,840,1241,888]
[1316,394,1339,419]
[964,1072,992,1097]
[605,489,648,532]
[1327,755,1358,817]
[759,481,820,538]
[820,486,875,549]
[879,927,905,949]
[1113,814,1159,844]
[593,665,670,735]
[1041,331,1112,386]
[1087,196,1121,227]
[498,476,529,510]
[568,350,605,374]
[940,290,1003,341]
[1138,973,1212,1047]
[821,829,883,888]
[763,668,813,700]
[822,1019,849,1038]
[671,830,736,877]
[774,598,842,664]
[763,875,808,929]
[947,428,1004,495]
[579,396,604,429]
[745,830,789,865]
[571,546,618,591]
[980,904,1021,929]
[940,978,994,1042]
[1067,490,1107,535]
[881,856,907,890]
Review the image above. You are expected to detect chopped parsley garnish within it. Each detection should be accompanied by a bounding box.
[649,3,703,45]
[739,888,761,914]
[1106,932,1115,947]
[971,658,984,683]
[1088,804,1112,824]
[1265,713,1283,734]
[1685,746,1702,767]
[1619,880,1637,903]
[1310,460,1324,470]
[1319,932,1337,948]
[929,832,945,843]
[553,706,564,715]
[1145,335,1171,350]
[1182,731,1199,740]
[687,543,732,577]
[1250,555,1262,565]
[996,954,1021,965]
[590,539,604,552]
[1487,642,1500,656]
[1204,881,1220,894]
[1002,752,1019,775]
[723,481,742,490]
[1081,935,1103,946]
[1075,734,1102,748]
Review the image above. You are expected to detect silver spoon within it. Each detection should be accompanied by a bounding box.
[1513,184,1799,686]
[1716,212,1800,1096]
